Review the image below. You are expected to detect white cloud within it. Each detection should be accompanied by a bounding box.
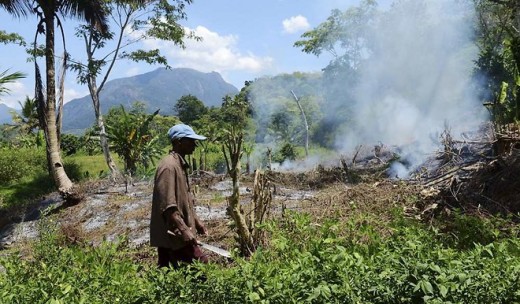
[0,81,29,109]
[282,15,310,34]
[141,26,273,73]
[63,87,89,103]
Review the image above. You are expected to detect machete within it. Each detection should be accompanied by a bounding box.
[167,230,231,258]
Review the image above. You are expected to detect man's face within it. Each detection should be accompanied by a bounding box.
[178,137,197,155]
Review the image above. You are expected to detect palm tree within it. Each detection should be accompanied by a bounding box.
[0,69,25,97]
[0,0,108,203]
[10,96,39,135]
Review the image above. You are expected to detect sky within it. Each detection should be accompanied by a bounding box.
[0,0,392,109]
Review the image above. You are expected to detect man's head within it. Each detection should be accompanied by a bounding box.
[168,124,206,156]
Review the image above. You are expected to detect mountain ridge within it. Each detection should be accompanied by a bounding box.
[62,67,239,133]
[0,103,17,125]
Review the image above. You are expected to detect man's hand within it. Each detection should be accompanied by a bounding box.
[167,208,199,245]
[180,228,197,245]
[195,219,207,236]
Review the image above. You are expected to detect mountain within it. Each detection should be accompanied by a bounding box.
[0,103,16,125]
[62,68,239,133]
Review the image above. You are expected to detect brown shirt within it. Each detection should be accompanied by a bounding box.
[150,152,197,250]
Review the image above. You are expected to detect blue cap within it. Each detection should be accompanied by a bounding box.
[168,124,206,141]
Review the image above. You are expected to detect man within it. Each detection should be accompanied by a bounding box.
[150,123,208,268]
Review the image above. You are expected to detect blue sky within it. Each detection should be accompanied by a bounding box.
[0,0,391,109]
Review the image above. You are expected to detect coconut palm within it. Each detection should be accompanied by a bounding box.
[0,69,25,97]
[0,0,108,203]
[10,96,39,135]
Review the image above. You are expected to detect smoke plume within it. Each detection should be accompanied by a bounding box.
[251,0,488,177]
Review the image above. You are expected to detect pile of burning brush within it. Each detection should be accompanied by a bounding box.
[418,122,520,219]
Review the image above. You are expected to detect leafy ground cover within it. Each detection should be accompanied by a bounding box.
[0,160,519,303]
[0,209,519,303]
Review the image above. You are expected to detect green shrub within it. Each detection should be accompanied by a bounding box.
[0,147,47,186]
[63,160,86,182]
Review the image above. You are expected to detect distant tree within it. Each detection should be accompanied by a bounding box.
[68,0,197,179]
[151,114,181,148]
[174,94,208,125]
[61,133,81,156]
[293,0,376,147]
[220,82,254,131]
[275,142,297,163]
[269,111,293,140]
[79,127,102,156]
[10,96,39,135]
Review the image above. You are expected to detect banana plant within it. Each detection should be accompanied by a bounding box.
[106,105,161,176]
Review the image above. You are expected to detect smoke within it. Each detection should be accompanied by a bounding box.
[342,0,485,177]
[250,0,488,177]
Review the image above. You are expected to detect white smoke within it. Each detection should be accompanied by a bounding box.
[250,0,488,176]
[336,0,486,177]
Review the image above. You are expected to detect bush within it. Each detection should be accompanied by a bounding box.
[0,147,47,186]
[61,134,82,156]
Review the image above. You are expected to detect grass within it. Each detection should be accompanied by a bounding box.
[0,153,121,209]
[64,153,124,180]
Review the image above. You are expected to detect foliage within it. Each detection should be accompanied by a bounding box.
[0,0,110,199]
[78,128,102,156]
[64,153,121,180]
[150,114,181,148]
[1,212,519,303]
[273,142,298,163]
[293,0,376,144]
[0,69,25,98]
[174,94,208,125]
[0,30,25,46]
[0,147,53,207]
[474,0,520,125]
[0,171,55,208]
[0,221,150,303]
[9,96,39,135]
[0,147,47,187]
[60,133,82,156]
[249,73,325,148]
[0,147,98,206]
[105,104,162,175]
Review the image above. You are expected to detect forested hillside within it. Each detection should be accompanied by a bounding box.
[61,68,238,133]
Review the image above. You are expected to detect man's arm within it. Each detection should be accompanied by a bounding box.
[165,207,197,244]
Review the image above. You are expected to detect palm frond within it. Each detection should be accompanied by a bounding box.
[0,69,25,96]
[0,0,32,18]
[60,0,109,33]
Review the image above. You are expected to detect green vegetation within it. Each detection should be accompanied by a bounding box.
[1,211,519,303]
[105,105,162,175]
[0,148,115,207]
[0,147,50,207]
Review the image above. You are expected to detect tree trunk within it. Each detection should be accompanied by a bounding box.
[89,82,121,180]
[44,15,78,203]
[291,90,309,157]
[223,130,254,256]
